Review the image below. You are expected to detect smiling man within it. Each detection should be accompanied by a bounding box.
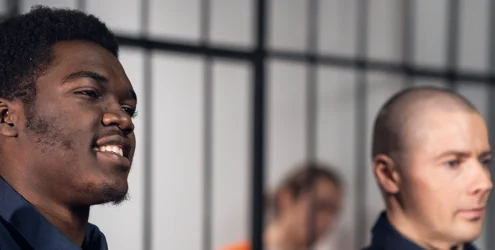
[363,87,492,250]
[0,6,137,250]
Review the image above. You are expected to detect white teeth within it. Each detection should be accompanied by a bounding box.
[94,145,124,157]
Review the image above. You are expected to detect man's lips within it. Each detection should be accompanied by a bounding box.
[94,149,131,171]
[94,145,124,157]
[93,135,132,159]
[458,207,486,219]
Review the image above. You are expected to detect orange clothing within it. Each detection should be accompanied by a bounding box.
[219,241,250,250]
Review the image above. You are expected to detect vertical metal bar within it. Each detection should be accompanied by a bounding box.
[485,0,495,249]
[202,62,213,250]
[251,0,267,249]
[306,0,318,161]
[140,0,153,249]
[305,0,318,249]
[77,0,86,11]
[142,45,153,250]
[355,0,369,248]
[402,0,414,87]
[445,0,461,90]
[7,0,19,16]
[200,0,213,250]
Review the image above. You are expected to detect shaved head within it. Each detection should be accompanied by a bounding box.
[371,86,492,249]
[371,86,478,161]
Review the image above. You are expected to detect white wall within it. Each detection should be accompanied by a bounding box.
[14,0,494,250]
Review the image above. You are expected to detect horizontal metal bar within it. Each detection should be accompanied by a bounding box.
[116,35,252,60]
[269,50,493,83]
[115,36,495,84]
[0,14,489,85]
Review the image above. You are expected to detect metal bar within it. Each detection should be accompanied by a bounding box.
[355,0,369,248]
[305,0,318,249]
[201,0,213,249]
[402,0,414,87]
[117,35,252,60]
[267,50,493,83]
[77,0,86,11]
[114,36,495,84]
[142,50,153,250]
[140,0,152,249]
[251,0,267,249]
[110,33,495,84]
[200,0,211,42]
[7,0,19,16]
[446,0,461,90]
[485,0,495,249]
[202,59,213,250]
[306,0,318,161]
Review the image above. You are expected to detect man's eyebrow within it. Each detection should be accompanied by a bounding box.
[435,150,471,159]
[435,150,492,159]
[63,71,108,84]
[64,70,137,101]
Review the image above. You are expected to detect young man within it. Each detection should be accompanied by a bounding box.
[220,162,344,250]
[0,6,137,250]
[363,87,491,250]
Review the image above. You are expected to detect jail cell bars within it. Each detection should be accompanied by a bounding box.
[2,0,495,250]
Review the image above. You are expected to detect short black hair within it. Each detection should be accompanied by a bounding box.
[0,5,119,102]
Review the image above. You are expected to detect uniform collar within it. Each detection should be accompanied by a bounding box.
[0,176,107,250]
[369,211,477,250]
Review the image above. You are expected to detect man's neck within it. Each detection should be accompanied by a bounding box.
[387,209,463,250]
[36,201,90,246]
[2,172,89,246]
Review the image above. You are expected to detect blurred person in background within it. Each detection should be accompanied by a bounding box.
[0,6,137,250]
[363,87,491,250]
[220,162,344,250]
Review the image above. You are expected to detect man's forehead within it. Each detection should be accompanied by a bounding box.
[53,42,112,65]
[406,111,489,155]
[49,41,131,84]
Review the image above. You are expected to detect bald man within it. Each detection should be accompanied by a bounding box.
[362,86,492,250]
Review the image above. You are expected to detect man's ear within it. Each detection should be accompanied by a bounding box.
[373,154,401,194]
[0,99,19,137]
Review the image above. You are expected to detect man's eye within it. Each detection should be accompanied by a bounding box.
[446,160,461,168]
[481,158,492,168]
[122,107,137,118]
[77,90,100,98]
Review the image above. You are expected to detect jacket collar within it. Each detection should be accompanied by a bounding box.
[0,176,107,250]
[369,211,477,250]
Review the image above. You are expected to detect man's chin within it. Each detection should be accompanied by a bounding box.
[88,184,129,206]
[107,193,129,205]
[451,222,483,244]
[102,188,129,205]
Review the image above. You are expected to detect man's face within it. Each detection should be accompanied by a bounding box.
[18,40,136,206]
[400,110,492,244]
[287,178,343,247]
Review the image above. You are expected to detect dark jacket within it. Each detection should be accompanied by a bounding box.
[362,211,477,250]
[0,176,108,250]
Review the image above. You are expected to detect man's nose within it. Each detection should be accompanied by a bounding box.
[102,105,135,135]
